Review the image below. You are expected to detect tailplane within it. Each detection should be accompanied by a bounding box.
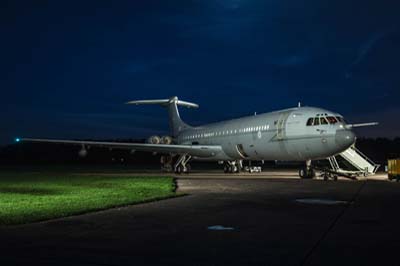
[126,96,198,137]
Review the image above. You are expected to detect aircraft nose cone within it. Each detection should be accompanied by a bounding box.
[335,129,356,149]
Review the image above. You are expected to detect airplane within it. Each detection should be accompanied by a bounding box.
[16,96,378,178]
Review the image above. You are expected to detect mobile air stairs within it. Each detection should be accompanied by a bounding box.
[321,145,380,180]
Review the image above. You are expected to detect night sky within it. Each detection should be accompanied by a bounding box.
[1,0,400,145]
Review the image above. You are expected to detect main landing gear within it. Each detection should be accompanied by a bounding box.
[160,155,174,172]
[174,154,192,174]
[223,160,242,173]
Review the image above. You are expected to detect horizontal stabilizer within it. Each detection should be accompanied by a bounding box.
[126,96,195,136]
[126,96,199,109]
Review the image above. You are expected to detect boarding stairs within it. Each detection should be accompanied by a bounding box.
[327,145,380,178]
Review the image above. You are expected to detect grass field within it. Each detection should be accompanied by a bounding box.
[0,172,177,225]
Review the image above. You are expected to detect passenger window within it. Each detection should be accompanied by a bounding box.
[314,117,320,125]
[320,117,328,125]
[306,118,313,126]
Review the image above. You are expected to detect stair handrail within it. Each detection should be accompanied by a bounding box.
[350,146,380,173]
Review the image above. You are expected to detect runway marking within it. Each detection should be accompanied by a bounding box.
[295,199,348,205]
[207,225,235,231]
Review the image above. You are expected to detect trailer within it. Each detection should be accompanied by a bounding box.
[388,159,400,181]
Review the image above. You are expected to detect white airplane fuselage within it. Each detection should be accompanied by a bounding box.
[175,106,355,162]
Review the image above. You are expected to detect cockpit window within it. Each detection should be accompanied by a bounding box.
[326,116,337,124]
[308,116,341,126]
[336,116,344,123]
[320,117,328,125]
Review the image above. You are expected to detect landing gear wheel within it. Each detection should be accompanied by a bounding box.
[310,169,315,178]
[228,166,233,173]
[323,172,329,181]
[175,165,183,174]
[224,164,230,173]
[185,164,191,174]
[299,168,314,179]
[224,162,240,174]
[299,168,306,178]
[232,165,238,173]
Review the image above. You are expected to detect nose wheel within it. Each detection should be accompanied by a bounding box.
[299,160,315,179]
[299,167,315,179]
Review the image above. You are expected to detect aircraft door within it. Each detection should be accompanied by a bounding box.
[285,112,309,160]
[276,112,291,140]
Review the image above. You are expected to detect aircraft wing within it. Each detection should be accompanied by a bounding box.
[17,138,222,158]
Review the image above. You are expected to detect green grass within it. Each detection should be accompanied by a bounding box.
[0,173,177,225]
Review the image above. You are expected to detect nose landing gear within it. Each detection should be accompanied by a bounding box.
[299,167,315,179]
[299,159,315,179]
[299,159,342,181]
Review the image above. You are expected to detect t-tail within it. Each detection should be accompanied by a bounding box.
[126,96,198,137]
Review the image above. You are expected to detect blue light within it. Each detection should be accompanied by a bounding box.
[15,138,21,143]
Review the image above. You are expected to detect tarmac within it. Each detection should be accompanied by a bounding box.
[0,170,399,266]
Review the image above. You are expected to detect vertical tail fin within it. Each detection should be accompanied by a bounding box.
[126,96,198,137]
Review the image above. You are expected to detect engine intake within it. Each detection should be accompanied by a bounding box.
[160,136,172,145]
[147,135,161,144]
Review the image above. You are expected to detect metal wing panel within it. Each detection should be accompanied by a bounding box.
[19,138,221,158]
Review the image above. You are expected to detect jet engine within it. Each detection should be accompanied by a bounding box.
[147,135,161,144]
[160,136,173,145]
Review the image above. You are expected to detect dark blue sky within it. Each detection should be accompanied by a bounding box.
[1,0,400,144]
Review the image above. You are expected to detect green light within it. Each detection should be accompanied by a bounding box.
[15,138,21,143]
